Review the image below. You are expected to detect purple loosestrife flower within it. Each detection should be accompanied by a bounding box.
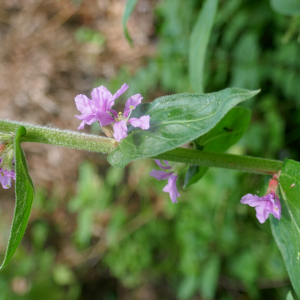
[240,176,281,223]
[75,83,129,130]
[0,156,15,190]
[75,84,150,142]
[150,160,180,203]
[241,192,281,223]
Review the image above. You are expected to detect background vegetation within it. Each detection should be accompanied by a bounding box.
[1,0,300,299]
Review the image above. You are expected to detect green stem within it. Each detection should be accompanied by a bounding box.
[0,120,117,154]
[1,119,283,175]
[154,148,283,175]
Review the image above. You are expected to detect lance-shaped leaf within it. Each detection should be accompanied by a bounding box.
[189,0,219,93]
[286,291,295,300]
[270,0,300,16]
[270,159,300,297]
[184,107,251,188]
[122,0,139,46]
[108,88,259,168]
[0,126,34,269]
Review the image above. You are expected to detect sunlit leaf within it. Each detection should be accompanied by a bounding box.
[108,88,259,168]
[184,107,251,188]
[286,291,295,300]
[270,159,300,297]
[189,0,219,93]
[0,126,34,269]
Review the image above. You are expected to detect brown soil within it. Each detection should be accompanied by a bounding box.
[0,0,156,193]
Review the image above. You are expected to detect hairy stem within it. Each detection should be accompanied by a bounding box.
[0,120,117,154]
[154,148,283,175]
[1,120,283,174]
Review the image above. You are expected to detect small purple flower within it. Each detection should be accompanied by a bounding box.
[240,192,281,223]
[0,157,16,189]
[75,83,129,130]
[150,160,180,203]
[75,84,150,142]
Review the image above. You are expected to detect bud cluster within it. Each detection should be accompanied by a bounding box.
[0,132,15,189]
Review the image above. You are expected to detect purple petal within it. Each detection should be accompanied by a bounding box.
[75,114,97,129]
[74,94,93,114]
[241,194,264,207]
[265,193,281,220]
[124,94,143,117]
[240,192,281,223]
[91,86,114,112]
[128,115,150,130]
[149,169,172,180]
[96,111,115,126]
[0,170,12,189]
[154,160,171,170]
[4,169,15,180]
[113,120,128,142]
[113,83,129,100]
[109,109,118,118]
[163,175,180,203]
[77,120,85,130]
[254,202,270,223]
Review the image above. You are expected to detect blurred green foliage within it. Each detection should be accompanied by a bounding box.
[74,27,105,46]
[1,0,300,299]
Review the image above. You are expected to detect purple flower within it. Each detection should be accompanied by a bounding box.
[240,192,281,223]
[0,157,15,189]
[75,83,129,130]
[150,160,180,203]
[75,84,150,142]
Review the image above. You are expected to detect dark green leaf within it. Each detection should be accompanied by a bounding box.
[122,0,139,46]
[184,107,251,188]
[108,88,259,168]
[286,291,295,300]
[270,0,300,15]
[189,0,219,93]
[270,159,300,297]
[0,126,34,269]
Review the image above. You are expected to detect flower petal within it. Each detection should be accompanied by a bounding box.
[163,175,180,203]
[74,94,93,114]
[91,86,114,112]
[113,83,129,100]
[96,111,115,126]
[124,93,143,117]
[254,202,270,223]
[149,169,172,180]
[240,194,264,207]
[128,115,150,130]
[0,170,12,189]
[154,160,171,170]
[240,192,281,223]
[113,120,128,142]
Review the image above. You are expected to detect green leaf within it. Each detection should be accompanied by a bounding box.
[286,291,295,300]
[270,159,300,297]
[108,88,259,168]
[184,107,251,188]
[189,0,219,93]
[0,126,34,269]
[122,0,139,46]
[270,0,300,16]
[200,255,220,299]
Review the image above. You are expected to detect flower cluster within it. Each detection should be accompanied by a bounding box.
[240,175,281,223]
[75,83,150,142]
[150,160,180,203]
[0,141,15,189]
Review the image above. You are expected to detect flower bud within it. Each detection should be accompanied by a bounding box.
[0,132,14,143]
[266,174,279,195]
